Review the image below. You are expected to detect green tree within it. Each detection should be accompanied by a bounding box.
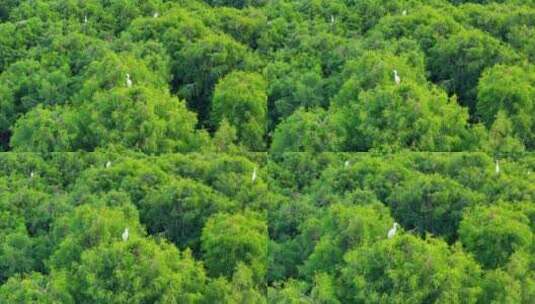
[213,119,239,152]
[0,272,73,304]
[69,238,207,303]
[477,64,535,149]
[266,57,329,128]
[140,178,237,252]
[387,174,483,242]
[299,203,393,279]
[341,235,482,303]
[310,273,340,304]
[270,108,342,152]
[0,59,71,137]
[9,105,76,152]
[201,211,268,283]
[212,71,267,150]
[267,279,312,304]
[0,187,70,272]
[212,6,267,47]
[0,0,19,21]
[459,204,532,269]
[488,110,526,153]
[174,33,252,124]
[78,86,208,152]
[207,0,266,9]
[0,212,35,283]
[49,204,144,270]
[331,81,483,151]
[226,263,267,304]
[368,4,462,53]
[429,29,518,112]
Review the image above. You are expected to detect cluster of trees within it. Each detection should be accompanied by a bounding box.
[0,0,267,152]
[1,1,534,303]
[0,153,269,303]
[267,152,534,303]
[266,0,535,152]
[1,0,535,152]
[0,152,533,303]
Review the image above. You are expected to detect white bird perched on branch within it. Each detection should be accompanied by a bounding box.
[126,73,132,88]
[84,15,88,24]
[106,161,112,168]
[344,160,350,168]
[30,171,34,178]
[393,70,401,85]
[495,160,500,174]
[402,10,407,16]
[388,222,400,239]
[15,20,28,26]
[153,12,159,18]
[252,167,257,182]
[122,228,129,241]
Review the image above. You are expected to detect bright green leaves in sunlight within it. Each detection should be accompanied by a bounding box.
[459,204,532,269]
[0,152,533,303]
[1,0,535,151]
[341,235,482,303]
[71,239,206,303]
[428,28,519,113]
[201,211,268,283]
[477,64,535,150]
[212,71,267,151]
[1,0,535,303]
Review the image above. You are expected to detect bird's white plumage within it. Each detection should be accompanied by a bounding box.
[153,12,159,18]
[106,161,112,168]
[402,10,407,16]
[388,222,399,239]
[126,73,132,88]
[122,228,129,241]
[344,160,350,168]
[84,15,88,24]
[252,167,257,182]
[394,70,401,85]
[495,160,500,174]
[30,171,34,178]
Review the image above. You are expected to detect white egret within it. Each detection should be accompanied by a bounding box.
[495,160,500,174]
[402,10,407,16]
[330,15,335,24]
[344,160,350,168]
[106,161,112,168]
[394,70,401,85]
[388,222,399,239]
[30,171,34,178]
[122,228,129,241]
[84,15,88,24]
[153,12,159,18]
[126,73,132,88]
[252,167,257,182]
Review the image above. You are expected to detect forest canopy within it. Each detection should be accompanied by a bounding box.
[1,0,534,303]
[0,0,534,152]
[0,152,533,303]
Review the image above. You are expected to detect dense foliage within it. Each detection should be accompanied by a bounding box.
[0,153,269,303]
[0,153,532,303]
[1,1,534,303]
[267,152,534,303]
[0,0,534,152]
